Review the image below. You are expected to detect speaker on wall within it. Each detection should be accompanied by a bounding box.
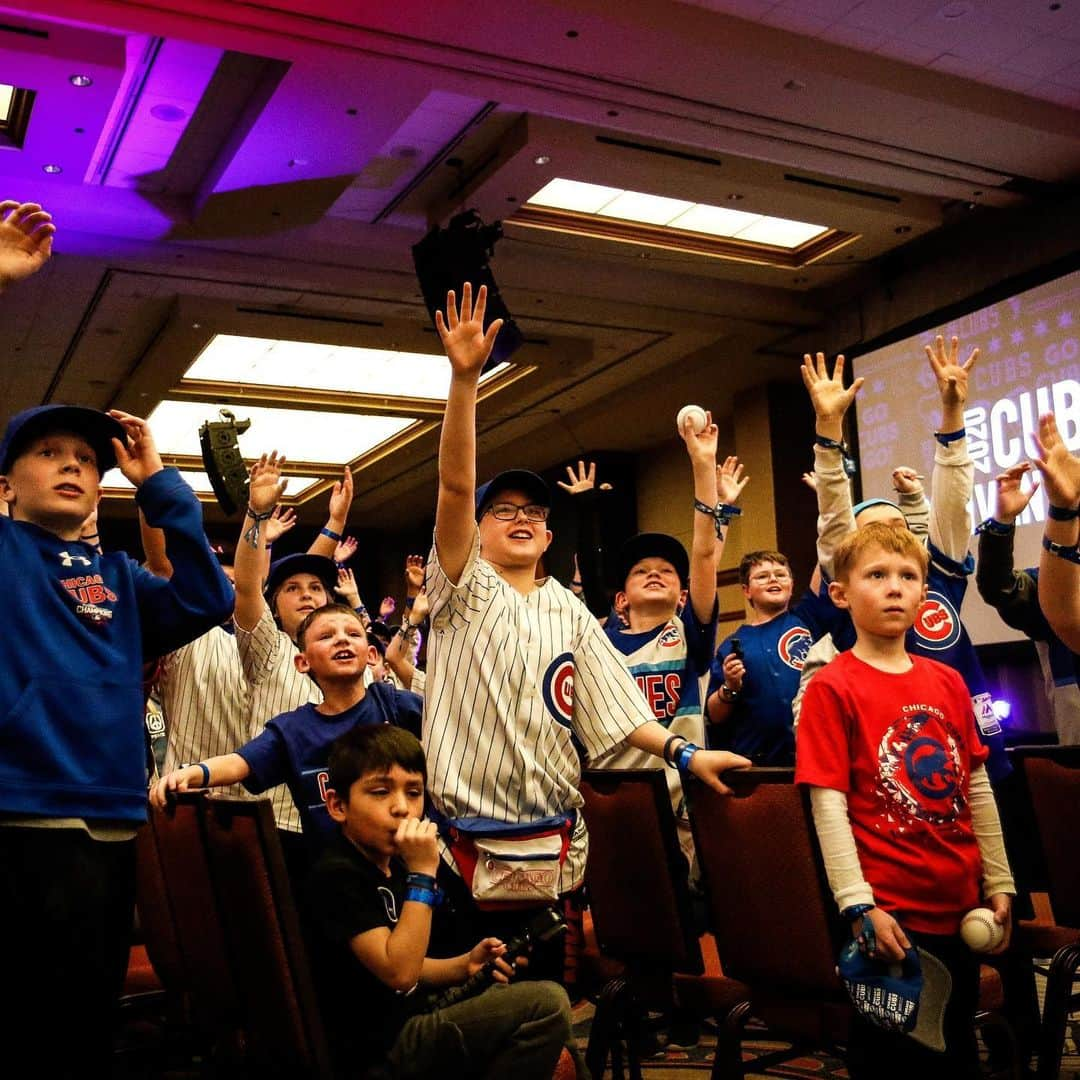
[199,409,251,516]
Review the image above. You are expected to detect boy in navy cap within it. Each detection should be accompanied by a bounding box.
[0,403,232,1069]
[0,200,232,1073]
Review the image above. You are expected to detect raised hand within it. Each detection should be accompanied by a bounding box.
[265,506,297,545]
[0,201,55,289]
[247,451,287,513]
[891,466,924,495]
[716,456,748,505]
[327,466,354,524]
[993,463,1039,523]
[435,283,503,379]
[410,589,430,624]
[108,411,164,486]
[404,554,425,595]
[801,352,863,428]
[801,471,818,493]
[335,566,361,608]
[925,334,978,409]
[379,596,396,619]
[1033,413,1080,509]
[334,536,358,564]
[557,460,612,495]
[679,408,719,464]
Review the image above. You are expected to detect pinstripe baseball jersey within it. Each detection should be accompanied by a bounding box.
[235,605,320,835]
[423,530,655,893]
[159,626,252,799]
[594,606,715,818]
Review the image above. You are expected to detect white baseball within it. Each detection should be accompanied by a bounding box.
[677,405,708,435]
[960,907,1003,953]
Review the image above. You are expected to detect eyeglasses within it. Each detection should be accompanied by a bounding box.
[748,570,792,584]
[486,501,549,522]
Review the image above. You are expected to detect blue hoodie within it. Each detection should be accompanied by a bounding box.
[0,468,233,822]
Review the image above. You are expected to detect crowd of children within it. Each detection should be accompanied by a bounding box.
[4,197,1079,1079]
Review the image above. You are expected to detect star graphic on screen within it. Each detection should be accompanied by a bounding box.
[1035,320,1048,336]
[1011,329,1025,345]
[988,336,1001,353]
[1060,311,1074,328]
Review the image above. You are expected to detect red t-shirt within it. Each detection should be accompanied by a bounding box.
[796,651,989,934]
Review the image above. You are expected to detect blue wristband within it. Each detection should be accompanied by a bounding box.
[1042,535,1080,564]
[405,872,438,891]
[674,741,701,774]
[814,435,856,477]
[404,885,437,908]
[935,428,965,445]
[321,526,343,542]
[1048,503,1080,521]
[195,762,210,787]
[975,517,1014,536]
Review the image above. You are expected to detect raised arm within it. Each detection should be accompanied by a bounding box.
[308,467,354,558]
[0,200,54,292]
[434,284,503,584]
[233,452,286,631]
[683,414,721,623]
[801,352,863,576]
[925,335,978,561]
[1034,413,1080,651]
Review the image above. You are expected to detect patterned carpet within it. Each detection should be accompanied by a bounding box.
[571,967,1080,1078]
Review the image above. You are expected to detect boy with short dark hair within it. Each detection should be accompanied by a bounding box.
[152,603,421,851]
[796,523,1015,1080]
[307,725,575,1077]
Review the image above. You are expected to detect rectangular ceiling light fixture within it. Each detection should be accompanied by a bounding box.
[0,83,35,149]
[184,335,510,401]
[517,177,857,267]
[145,400,417,466]
[102,470,322,499]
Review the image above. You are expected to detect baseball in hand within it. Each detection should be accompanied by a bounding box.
[960,907,1004,953]
[677,405,708,435]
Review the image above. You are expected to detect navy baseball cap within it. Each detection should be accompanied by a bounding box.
[838,939,951,1052]
[0,404,126,474]
[264,553,337,601]
[619,532,690,587]
[475,469,551,519]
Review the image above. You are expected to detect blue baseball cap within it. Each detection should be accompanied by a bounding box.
[475,469,551,519]
[0,404,125,474]
[838,939,951,1051]
[264,553,338,602]
[852,497,904,521]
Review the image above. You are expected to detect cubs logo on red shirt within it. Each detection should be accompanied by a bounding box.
[911,591,961,651]
[777,626,812,670]
[542,652,575,728]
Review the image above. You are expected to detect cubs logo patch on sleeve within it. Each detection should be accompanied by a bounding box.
[777,625,812,670]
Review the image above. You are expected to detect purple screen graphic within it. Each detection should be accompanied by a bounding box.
[854,267,1080,646]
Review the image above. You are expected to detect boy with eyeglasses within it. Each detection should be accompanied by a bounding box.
[706,551,835,764]
[424,284,750,981]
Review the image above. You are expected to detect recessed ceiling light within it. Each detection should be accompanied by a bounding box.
[69,74,93,87]
[726,193,744,201]
[784,79,806,92]
[42,164,62,174]
[150,103,187,122]
[894,225,912,234]
[533,155,551,166]
[939,2,971,18]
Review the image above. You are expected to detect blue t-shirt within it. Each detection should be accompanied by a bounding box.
[708,590,836,765]
[825,542,1010,781]
[238,682,423,847]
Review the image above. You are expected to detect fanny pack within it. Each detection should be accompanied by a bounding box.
[442,812,575,910]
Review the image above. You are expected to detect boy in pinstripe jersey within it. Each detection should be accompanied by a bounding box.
[424,283,750,977]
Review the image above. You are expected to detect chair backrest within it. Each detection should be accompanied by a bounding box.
[144,794,240,1025]
[134,820,186,992]
[580,768,703,976]
[1012,746,1080,929]
[200,797,334,1078]
[688,768,842,996]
